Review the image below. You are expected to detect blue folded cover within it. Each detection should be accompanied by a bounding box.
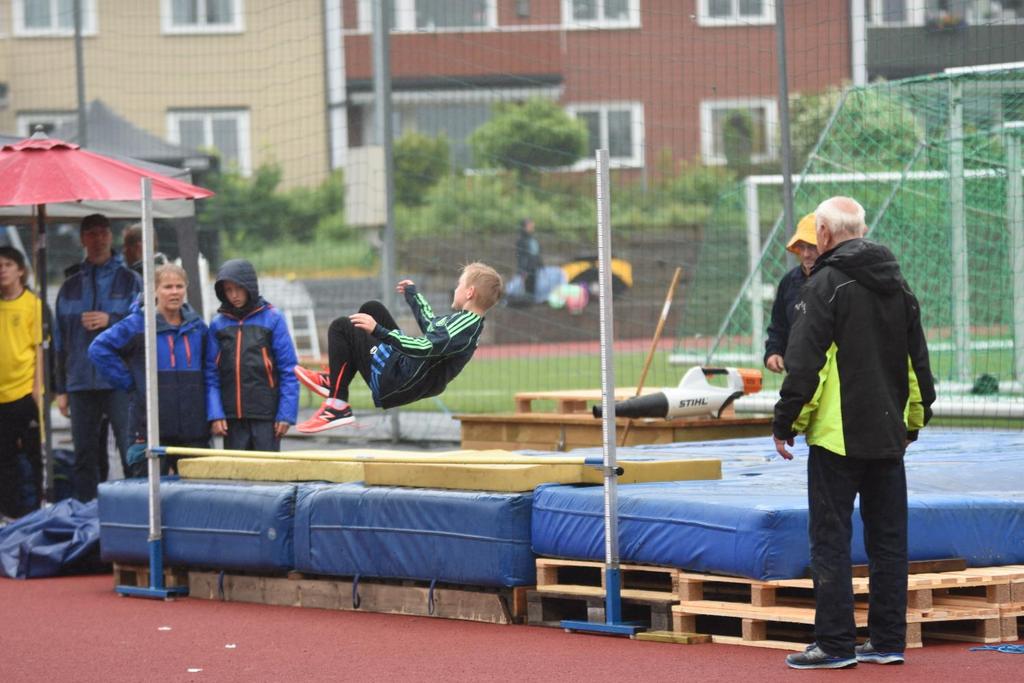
[0,499,104,579]
[98,478,296,572]
[532,432,1024,580]
[294,483,535,587]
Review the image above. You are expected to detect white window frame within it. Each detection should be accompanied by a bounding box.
[166,109,252,176]
[16,111,77,137]
[358,0,498,33]
[12,0,98,38]
[566,102,645,169]
[697,0,774,27]
[561,0,641,29]
[160,0,245,35]
[866,0,928,27]
[699,97,777,165]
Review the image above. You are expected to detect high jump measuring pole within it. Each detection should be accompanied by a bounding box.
[560,149,642,637]
[116,178,187,600]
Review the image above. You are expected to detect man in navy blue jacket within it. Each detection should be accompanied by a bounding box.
[55,214,141,501]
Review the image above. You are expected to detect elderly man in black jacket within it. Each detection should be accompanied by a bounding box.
[772,196,935,670]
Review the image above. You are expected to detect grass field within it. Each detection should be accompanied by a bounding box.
[297,345,1020,420]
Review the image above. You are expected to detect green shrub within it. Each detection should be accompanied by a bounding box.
[469,98,587,179]
[394,132,450,206]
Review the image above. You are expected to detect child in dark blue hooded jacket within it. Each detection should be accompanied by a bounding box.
[88,264,210,476]
[205,259,299,451]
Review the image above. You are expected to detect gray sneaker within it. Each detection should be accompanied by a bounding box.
[855,640,905,665]
[785,643,857,670]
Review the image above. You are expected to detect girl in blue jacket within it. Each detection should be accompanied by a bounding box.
[89,264,210,476]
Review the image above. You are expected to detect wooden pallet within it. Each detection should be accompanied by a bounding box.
[912,565,1024,641]
[529,558,682,631]
[186,570,528,625]
[526,589,676,631]
[112,562,188,592]
[672,569,1009,650]
[535,558,679,600]
[457,411,771,451]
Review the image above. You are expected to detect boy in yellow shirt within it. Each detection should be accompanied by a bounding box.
[0,246,43,519]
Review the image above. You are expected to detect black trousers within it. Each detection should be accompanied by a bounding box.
[224,419,279,452]
[326,301,397,401]
[68,389,132,502]
[808,446,908,657]
[0,394,42,517]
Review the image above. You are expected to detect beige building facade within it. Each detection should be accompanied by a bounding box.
[0,0,330,188]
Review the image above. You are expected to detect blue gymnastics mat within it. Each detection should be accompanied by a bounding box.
[98,478,297,572]
[293,483,535,587]
[532,430,1024,580]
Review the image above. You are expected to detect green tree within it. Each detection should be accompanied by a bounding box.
[789,87,842,170]
[469,98,587,182]
[790,85,924,172]
[394,131,450,206]
[198,164,294,248]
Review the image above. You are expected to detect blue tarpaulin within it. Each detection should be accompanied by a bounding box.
[0,499,105,579]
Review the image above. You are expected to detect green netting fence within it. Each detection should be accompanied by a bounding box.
[682,66,1024,421]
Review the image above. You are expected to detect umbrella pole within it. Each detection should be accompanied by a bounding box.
[116,178,186,600]
[35,205,55,504]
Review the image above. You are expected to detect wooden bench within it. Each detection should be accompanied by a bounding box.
[457,411,771,450]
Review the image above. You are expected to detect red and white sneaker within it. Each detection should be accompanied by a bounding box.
[295,365,332,398]
[297,401,356,433]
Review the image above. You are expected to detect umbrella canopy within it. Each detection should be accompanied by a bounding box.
[0,132,214,503]
[0,136,213,206]
[0,133,202,221]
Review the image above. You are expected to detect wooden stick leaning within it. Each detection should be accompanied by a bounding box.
[618,267,683,446]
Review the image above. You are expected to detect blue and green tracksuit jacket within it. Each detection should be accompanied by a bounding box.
[368,285,484,409]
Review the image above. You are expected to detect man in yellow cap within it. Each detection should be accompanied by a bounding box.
[764,212,818,373]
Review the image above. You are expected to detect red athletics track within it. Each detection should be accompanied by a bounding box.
[2,575,1021,682]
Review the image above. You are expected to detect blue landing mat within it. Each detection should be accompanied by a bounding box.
[98,479,296,572]
[532,430,1024,580]
[294,483,534,587]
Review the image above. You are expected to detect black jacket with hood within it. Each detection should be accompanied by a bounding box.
[772,238,935,458]
[205,259,299,424]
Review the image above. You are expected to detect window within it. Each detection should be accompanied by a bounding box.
[16,111,76,137]
[700,98,777,165]
[358,0,496,32]
[567,103,645,168]
[967,0,1024,24]
[562,0,640,28]
[349,86,560,169]
[867,1,1024,27]
[167,109,251,175]
[697,0,773,26]
[866,0,925,26]
[161,0,244,34]
[13,0,97,37]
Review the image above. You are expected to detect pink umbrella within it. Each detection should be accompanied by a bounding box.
[0,133,214,500]
[0,135,213,205]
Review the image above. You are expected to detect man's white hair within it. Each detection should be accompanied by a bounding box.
[815,196,867,238]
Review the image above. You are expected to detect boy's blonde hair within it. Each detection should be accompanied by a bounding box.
[155,263,189,286]
[462,262,503,312]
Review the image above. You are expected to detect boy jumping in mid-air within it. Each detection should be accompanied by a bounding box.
[296,262,503,433]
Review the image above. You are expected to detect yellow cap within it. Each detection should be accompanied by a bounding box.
[786,213,817,254]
